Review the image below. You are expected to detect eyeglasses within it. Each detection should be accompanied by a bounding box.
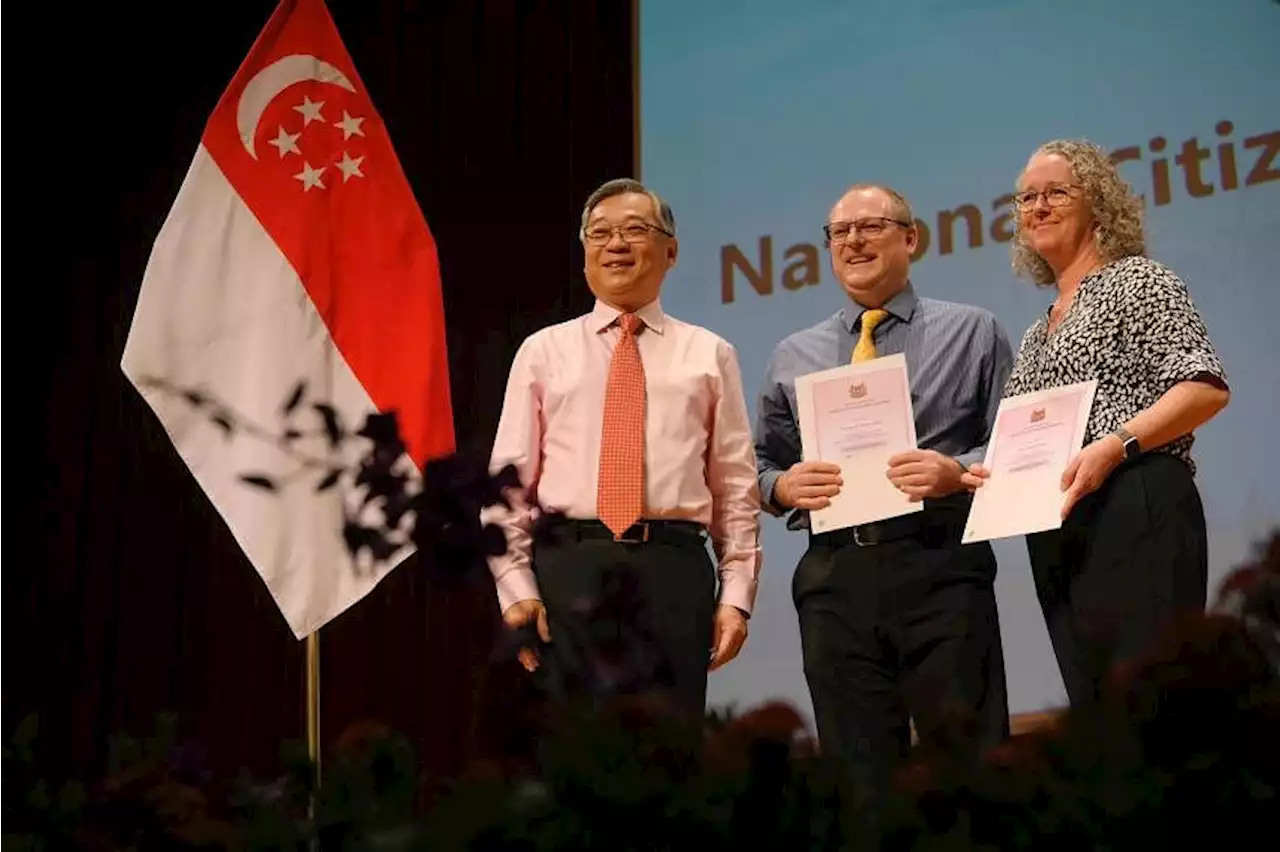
[1013,184,1081,210]
[823,217,912,245]
[583,221,673,246]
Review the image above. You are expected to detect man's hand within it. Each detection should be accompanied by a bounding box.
[885,449,966,501]
[960,463,990,491]
[709,604,748,671]
[774,460,843,510]
[1060,435,1125,519]
[502,599,551,672]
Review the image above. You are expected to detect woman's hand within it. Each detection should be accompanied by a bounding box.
[1060,434,1126,519]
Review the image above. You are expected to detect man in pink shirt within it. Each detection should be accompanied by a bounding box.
[485,178,762,716]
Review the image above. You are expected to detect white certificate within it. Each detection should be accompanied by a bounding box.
[961,380,1098,544]
[794,353,922,533]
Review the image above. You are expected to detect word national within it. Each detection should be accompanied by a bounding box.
[720,120,1279,304]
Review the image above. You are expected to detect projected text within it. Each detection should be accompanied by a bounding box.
[720,121,1280,304]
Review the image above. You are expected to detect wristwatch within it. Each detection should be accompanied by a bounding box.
[1113,427,1141,461]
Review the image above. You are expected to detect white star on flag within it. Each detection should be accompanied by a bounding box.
[294,161,326,191]
[336,151,365,182]
[294,96,325,125]
[334,110,366,140]
[267,126,301,158]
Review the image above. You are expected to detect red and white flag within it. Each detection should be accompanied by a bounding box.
[122,0,454,638]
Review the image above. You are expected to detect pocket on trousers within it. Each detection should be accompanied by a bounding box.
[791,545,830,607]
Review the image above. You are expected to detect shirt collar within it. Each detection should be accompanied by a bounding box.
[589,298,666,335]
[839,282,918,332]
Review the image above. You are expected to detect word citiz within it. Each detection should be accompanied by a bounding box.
[720,120,1279,304]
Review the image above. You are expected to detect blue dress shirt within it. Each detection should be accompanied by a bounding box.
[754,283,1013,530]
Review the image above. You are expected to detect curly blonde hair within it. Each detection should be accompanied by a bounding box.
[1011,139,1146,286]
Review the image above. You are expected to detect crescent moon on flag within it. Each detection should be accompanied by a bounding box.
[237,54,356,159]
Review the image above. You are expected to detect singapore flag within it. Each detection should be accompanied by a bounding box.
[121,0,455,638]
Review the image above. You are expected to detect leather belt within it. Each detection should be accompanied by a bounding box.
[810,500,969,549]
[538,517,708,548]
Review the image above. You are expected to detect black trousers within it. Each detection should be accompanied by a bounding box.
[1027,452,1208,708]
[530,518,717,719]
[793,501,1008,810]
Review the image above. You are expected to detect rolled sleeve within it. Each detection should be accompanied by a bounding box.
[706,341,763,614]
[1139,266,1228,391]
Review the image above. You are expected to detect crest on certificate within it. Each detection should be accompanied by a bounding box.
[848,382,868,399]
[1030,407,1046,423]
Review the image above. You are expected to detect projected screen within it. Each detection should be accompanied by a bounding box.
[639,0,1280,718]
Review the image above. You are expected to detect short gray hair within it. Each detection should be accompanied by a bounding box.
[579,178,676,239]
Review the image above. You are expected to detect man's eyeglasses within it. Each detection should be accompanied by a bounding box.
[823,217,912,245]
[1013,184,1081,210]
[583,222,673,246]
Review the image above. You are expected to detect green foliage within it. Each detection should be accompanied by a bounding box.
[6,652,1278,852]
[7,527,1280,848]
[17,378,1280,852]
[4,714,87,851]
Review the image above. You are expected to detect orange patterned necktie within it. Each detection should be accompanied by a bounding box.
[597,313,646,537]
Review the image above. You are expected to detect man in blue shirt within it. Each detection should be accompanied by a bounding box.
[755,184,1013,819]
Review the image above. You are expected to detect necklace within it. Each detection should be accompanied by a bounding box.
[1047,292,1074,335]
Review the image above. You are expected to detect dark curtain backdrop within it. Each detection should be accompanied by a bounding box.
[8,0,635,786]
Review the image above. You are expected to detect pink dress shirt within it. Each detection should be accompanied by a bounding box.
[484,298,763,614]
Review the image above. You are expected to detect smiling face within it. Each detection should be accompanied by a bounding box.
[826,186,917,308]
[1016,153,1096,267]
[582,192,677,312]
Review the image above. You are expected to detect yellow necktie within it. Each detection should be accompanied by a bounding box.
[851,309,889,362]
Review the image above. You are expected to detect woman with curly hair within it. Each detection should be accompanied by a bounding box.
[985,139,1231,707]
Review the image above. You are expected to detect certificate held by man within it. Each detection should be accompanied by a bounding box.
[794,353,921,532]
[962,380,1097,544]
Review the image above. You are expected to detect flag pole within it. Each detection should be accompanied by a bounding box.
[306,629,321,789]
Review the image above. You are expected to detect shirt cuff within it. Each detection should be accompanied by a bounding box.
[717,570,758,615]
[953,448,984,471]
[494,567,541,614]
[1156,353,1228,390]
[759,469,786,516]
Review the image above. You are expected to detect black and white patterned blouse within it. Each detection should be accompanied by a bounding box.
[1003,255,1226,473]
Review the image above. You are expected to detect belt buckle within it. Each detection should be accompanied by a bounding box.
[852,524,873,547]
[613,522,651,544]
